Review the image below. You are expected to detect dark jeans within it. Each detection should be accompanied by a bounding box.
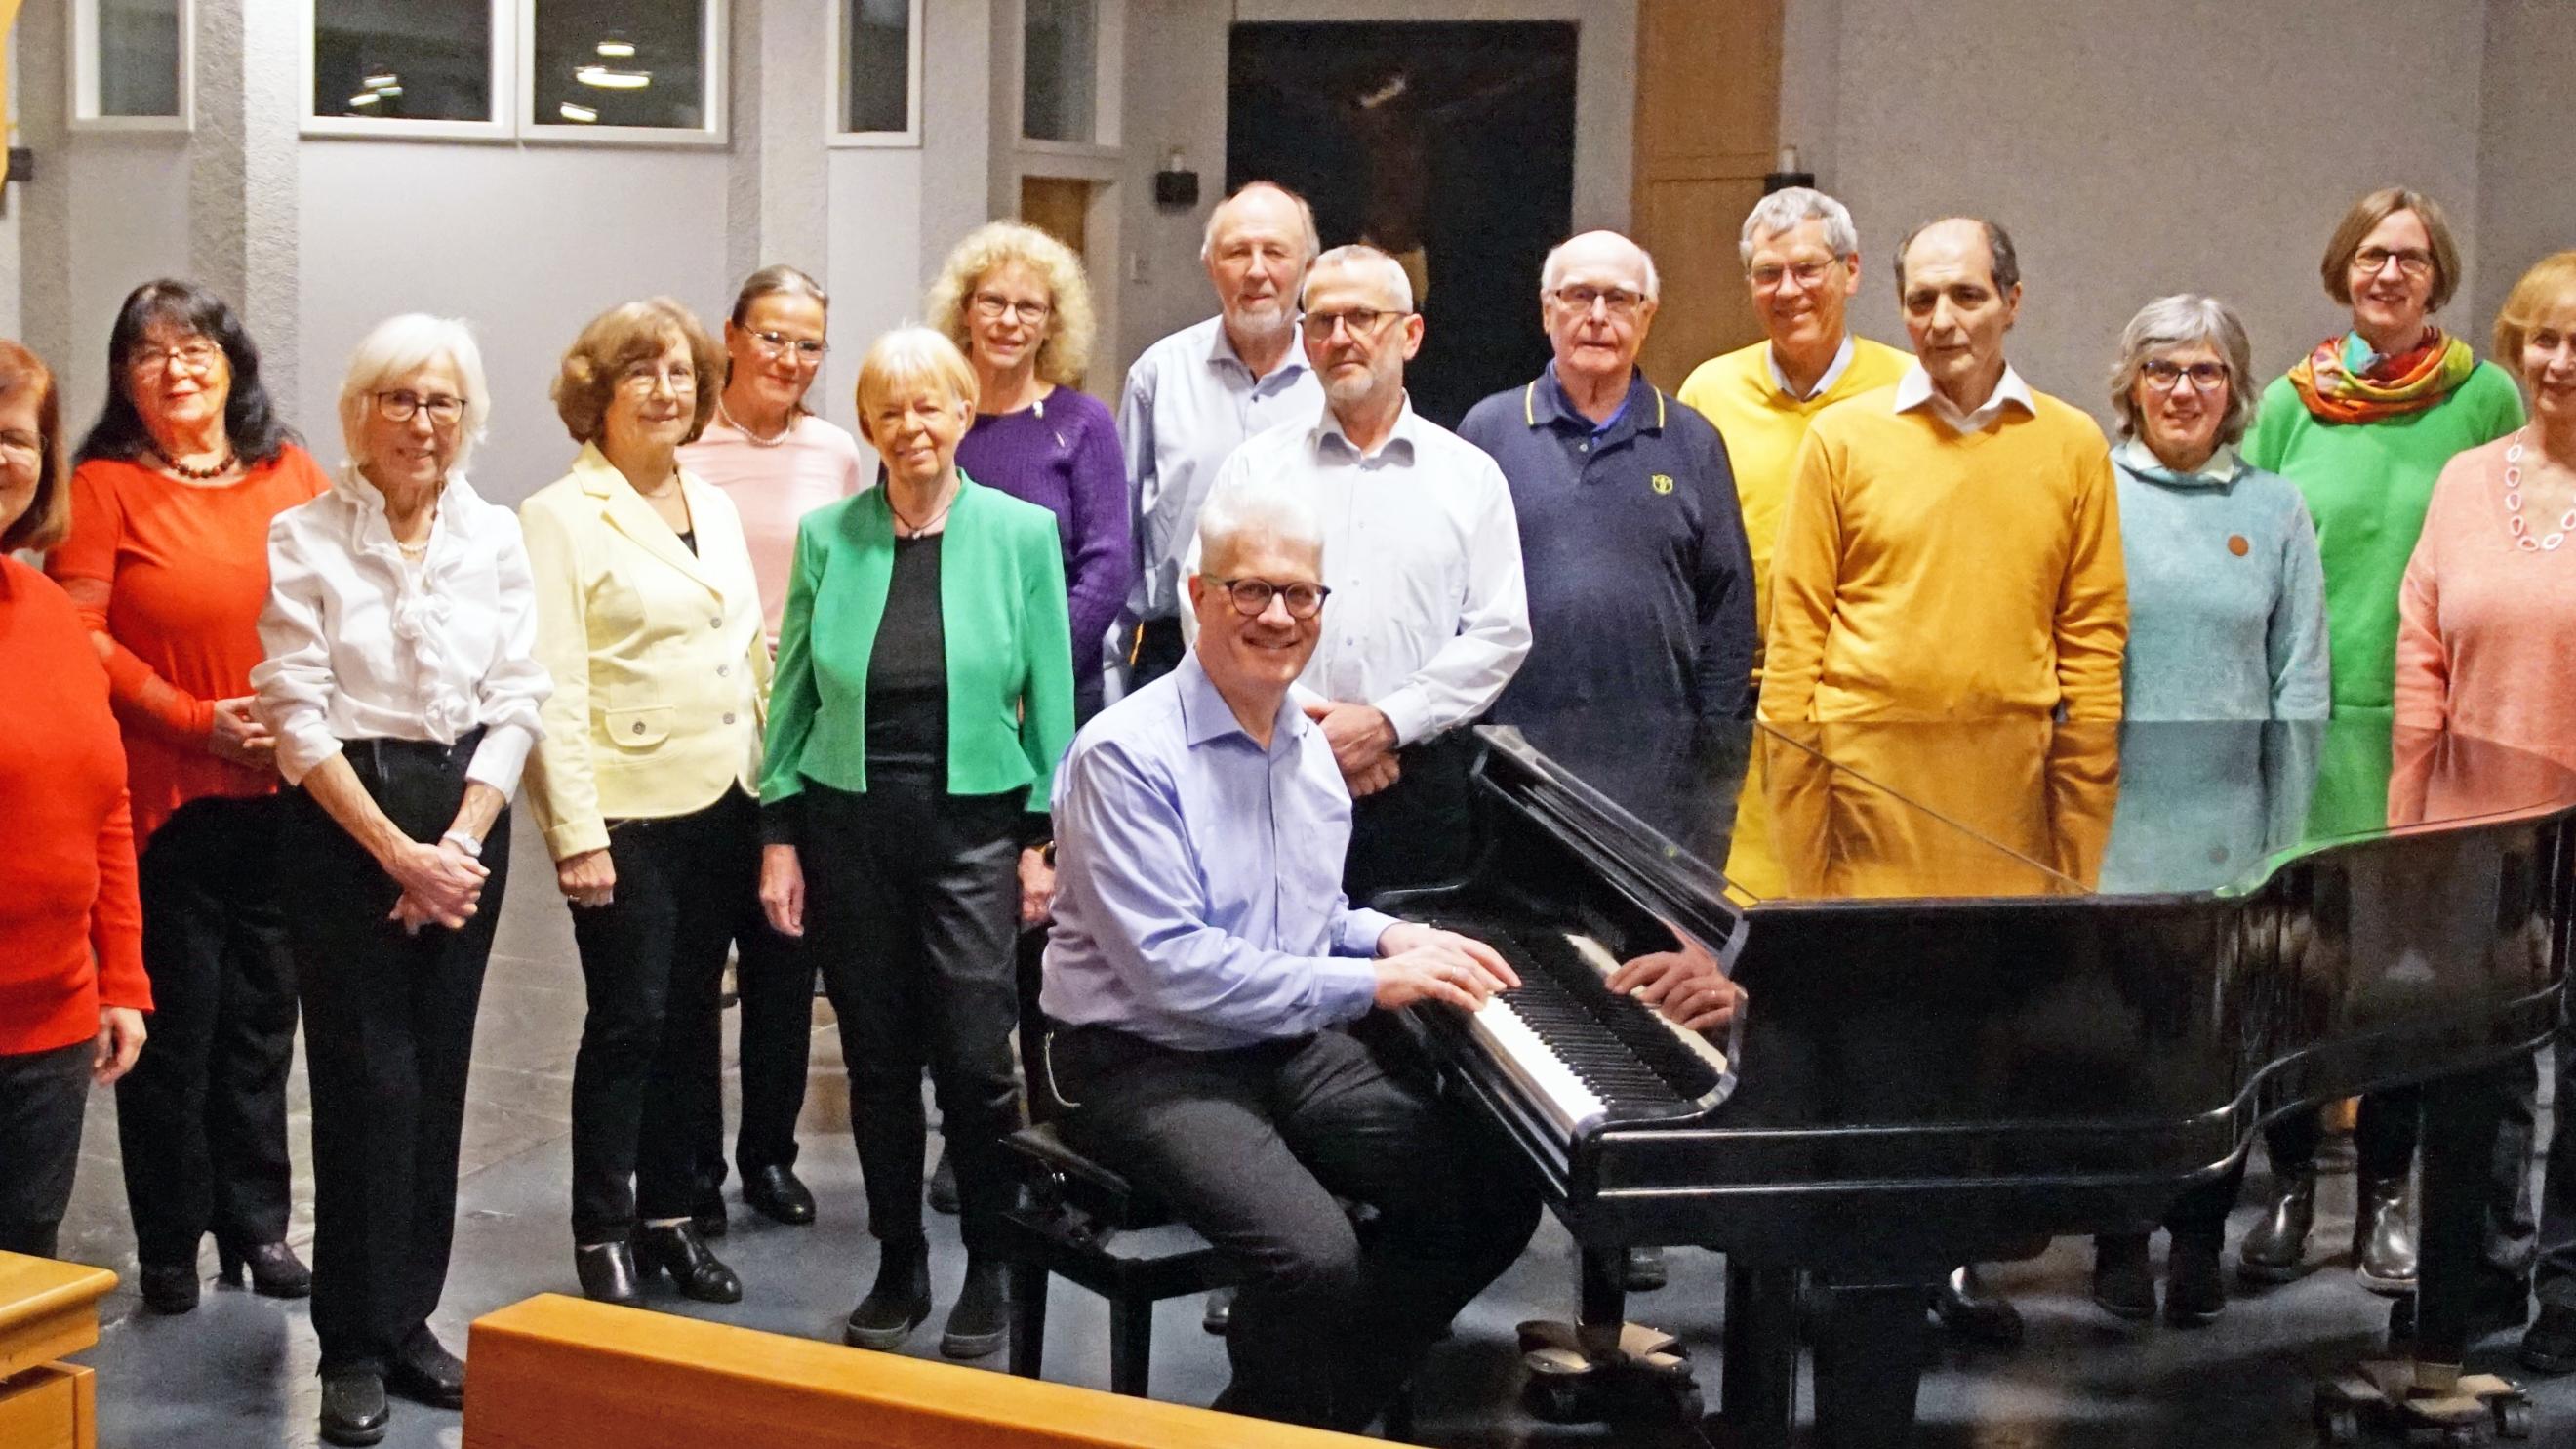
[1345,728,1480,904]
[568,789,760,1244]
[2538,1016,2576,1304]
[118,792,297,1267]
[284,736,505,1375]
[1055,1023,1541,1432]
[802,776,1022,1253]
[0,1041,93,1258]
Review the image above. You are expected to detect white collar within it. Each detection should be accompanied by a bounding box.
[1892,360,2035,433]
[2114,435,2242,485]
[1766,334,1857,401]
[1311,393,1421,463]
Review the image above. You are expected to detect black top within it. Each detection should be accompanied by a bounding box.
[865,533,947,779]
[676,528,698,555]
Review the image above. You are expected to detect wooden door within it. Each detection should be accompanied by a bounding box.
[1020,175,1093,261]
[1631,0,1784,390]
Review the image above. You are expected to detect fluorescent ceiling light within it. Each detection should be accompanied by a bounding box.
[558,101,598,122]
[575,65,652,89]
[375,85,403,97]
[363,69,398,89]
[595,38,635,58]
[348,92,381,107]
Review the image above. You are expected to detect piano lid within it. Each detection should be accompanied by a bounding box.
[1486,712,2576,911]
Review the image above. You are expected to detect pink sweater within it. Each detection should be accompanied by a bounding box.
[680,413,869,641]
[2395,432,2576,767]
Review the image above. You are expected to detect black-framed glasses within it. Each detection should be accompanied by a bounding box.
[970,293,1053,325]
[1550,284,1646,317]
[749,329,828,362]
[1208,576,1332,620]
[2139,360,2229,392]
[1298,307,1408,340]
[375,390,466,425]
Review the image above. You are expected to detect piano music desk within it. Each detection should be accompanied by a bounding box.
[0,1251,116,1449]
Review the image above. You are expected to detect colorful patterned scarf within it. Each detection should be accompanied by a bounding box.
[2287,328,2476,424]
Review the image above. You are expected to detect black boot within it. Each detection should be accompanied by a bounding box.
[2522,1303,2576,1375]
[941,1256,1009,1359]
[927,1147,960,1215]
[139,1261,200,1315]
[385,1330,467,1410]
[2353,1170,2418,1294]
[2163,1237,2225,1326]
[2236,1168,2315,1283]
[2090,1235,2154,1321]
[218,1241,313,1299]
[634,1222,743,1304]
[1932,1264,2023,1348]
[845,1240,933,1350]
[317,1368,390,1447]
[574,1240,643,1307]
[743,1164,816,1226]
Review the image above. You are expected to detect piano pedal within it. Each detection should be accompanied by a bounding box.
[1514,1319,1700,1425]
[2310,1364,2535,1445]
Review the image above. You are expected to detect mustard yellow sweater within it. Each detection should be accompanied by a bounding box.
[1758,384,2127,722]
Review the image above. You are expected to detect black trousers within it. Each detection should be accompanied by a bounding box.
[2536,1011,2576,1305]
[1056,1023,1541,1433]
[1126,617,1187,692]
[0,1041,93,1258]
[703,923,812,1181]
[2265,1086,2423,1182]
[284,736,504,1375]
[118,792,297,1267]
[568,789,761,1244]
[802,776,1022,1253]
[1344,729,1479,904]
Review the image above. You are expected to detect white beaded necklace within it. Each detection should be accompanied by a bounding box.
[2502,427,2576,552]
[715,395,792,448]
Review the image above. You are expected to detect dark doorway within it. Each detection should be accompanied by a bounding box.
[1228,21,1578,427]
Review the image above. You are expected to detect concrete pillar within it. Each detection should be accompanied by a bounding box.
[12,0,73,371]
[189,0,301,406]
[726,0,832,294]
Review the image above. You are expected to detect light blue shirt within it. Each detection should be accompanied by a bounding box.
[1119,315,1323,620]
[1040,650,1394,1050]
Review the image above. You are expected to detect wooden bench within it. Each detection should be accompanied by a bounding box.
[0,1252,117,1449]
[463,1293,1382,1449]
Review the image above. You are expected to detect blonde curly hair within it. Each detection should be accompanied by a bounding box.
[925,221,1096,388]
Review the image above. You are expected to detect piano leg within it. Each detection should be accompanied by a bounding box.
[1577,1245,1628,1359]
[2414,1065,2511,1366]
[1717,1260,1797,1449]
[1810,1282,1929,1449]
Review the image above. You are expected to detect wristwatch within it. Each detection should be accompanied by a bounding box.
[440,828,485,858]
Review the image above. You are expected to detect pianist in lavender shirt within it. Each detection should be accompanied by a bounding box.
[1036,471,1539,1431]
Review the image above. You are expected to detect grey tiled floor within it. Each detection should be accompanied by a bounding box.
[46,812,2576,1446]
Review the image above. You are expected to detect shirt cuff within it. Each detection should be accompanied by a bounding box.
[1311,954,1381,1024]
[1335,906,1400,957]
[273,725,343,788]
[464,724,535,799]
[1373,687,1433,748]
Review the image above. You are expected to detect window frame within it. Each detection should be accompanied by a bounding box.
[69,0,196,134]
[299,0,517,141]
[516,0,731,147]
[827,0,925,149]
[1012,0,1121,157]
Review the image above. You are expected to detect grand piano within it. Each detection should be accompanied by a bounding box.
[1395,713,2576,1447]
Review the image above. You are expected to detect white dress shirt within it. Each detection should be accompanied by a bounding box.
[1187,397,1531,745]
[1892,359,2037,434]
[1766,333,1858,401]
[252,466,551,794]
[1120,315,1324,620]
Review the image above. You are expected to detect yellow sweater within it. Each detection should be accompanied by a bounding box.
[1758,384,2127,723]
[1677,336,1912,660]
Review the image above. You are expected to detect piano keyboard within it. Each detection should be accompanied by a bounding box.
[1458,926,1733,1141]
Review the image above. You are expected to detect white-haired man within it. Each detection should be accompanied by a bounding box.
[1189,243,1531,898]
[1118,181,1328,688]
[1041,474,1543,1432]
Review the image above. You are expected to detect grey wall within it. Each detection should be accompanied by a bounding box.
[2473,0,2576,342]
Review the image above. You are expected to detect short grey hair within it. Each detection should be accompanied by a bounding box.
[1540,230,1661,302]
[1193,472,1323,577]
[1301,244,1415,313]
[2107,293,2258,443]
[338,313,491,474]
[1200,181,1323,265]
[1740,187,1860,269]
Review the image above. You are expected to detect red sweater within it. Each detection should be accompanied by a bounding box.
[0,557,151,1055]
[46,448,329,842]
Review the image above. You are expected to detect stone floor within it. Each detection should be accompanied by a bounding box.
[46,814,2576,1447]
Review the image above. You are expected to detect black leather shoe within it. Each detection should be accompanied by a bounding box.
[635,1222,743,1304]
[2090,1235,2154,1321]
[1624,1245,1670,1292]
[743,1164,816,1226]
[2236,1168,2315,1283]
[2163,1238,2225,1326]
[386,1332,466,1410]
[927,1147,960,1216]
[318,1368,390,1447]
[1932,1265,2023,1348]
[575,1241,643,1307]
[2521,1303,2576,1375]
[2352,1170,2418,1294]
[845,1241,933,1350]
[691,1186,729,1239]
[1201,1287,1233,1336]
[2471,1268,2533,1335]
[941,1257,1009,1359]
[139,1262,200,1315]
[218,1241,312,1299]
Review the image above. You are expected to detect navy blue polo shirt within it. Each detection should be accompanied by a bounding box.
[1459,364,1755,768]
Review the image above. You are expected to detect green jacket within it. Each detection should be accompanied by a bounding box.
[760,472,1076,814]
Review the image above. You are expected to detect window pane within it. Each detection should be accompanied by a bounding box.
[311,0,494,122]
[1022,0,1096,143]
[93,0,182,117]
[530,0,709,131]
[843,0,911,134]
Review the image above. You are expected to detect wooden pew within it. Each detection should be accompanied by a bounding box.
[463,1294,1383,1449]
[0,1252,117,1449]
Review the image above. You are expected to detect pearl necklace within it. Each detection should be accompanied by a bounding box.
[2502,428,2576,552]
[715,395,792,448]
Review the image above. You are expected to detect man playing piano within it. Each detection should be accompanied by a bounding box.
[1039,473,1547,1432]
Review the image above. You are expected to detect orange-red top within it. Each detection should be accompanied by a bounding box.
[0,558,150,1055]
[46,447,329,842]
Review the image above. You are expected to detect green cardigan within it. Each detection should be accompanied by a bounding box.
[760,472,1076,813]
[2243,362,2522,714]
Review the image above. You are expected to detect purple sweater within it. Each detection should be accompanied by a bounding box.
[956,387,1132,658]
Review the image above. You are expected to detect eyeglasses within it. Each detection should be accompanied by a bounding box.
[1298,307,1407,340]
[1207,576,1332,620]
[1550,284,1647,317]
[970,293,1053,325]
[748,329,828,362]
[376,390,466,425]
[1749,259,1840,291]
[2139,360,2229,392]
[130,341,223,376]
[618,361,699,393]
[2352,246,2435,279]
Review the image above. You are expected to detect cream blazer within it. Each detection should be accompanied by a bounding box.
[520,443,771,861]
